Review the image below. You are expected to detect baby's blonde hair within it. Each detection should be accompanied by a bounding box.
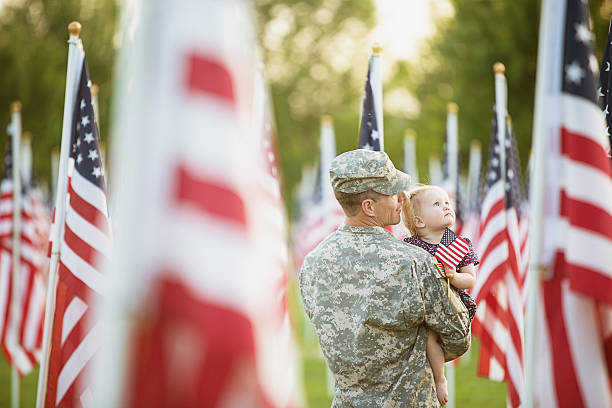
[402,185,444,236]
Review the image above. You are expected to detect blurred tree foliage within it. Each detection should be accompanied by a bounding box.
[396,0,611,185]
[0,0,117,194]
[254,0,377,215]
[256,0,612,217]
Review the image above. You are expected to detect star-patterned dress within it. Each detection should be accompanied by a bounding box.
[404,235,478,322]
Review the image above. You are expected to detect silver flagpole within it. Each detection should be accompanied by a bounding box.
[35,21,85,408]
[9,101,22,408]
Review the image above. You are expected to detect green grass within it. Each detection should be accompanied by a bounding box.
[0,358,38,408]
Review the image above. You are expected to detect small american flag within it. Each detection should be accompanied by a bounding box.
[434,227,470,270]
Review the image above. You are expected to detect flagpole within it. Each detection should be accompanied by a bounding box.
[9,101,22,408]
[403,129,418,184]
[429,155,443,185]
[524,0,555,405]
[466,140,481,211]
[370,43,384,150]
[50,147,59,206]
[36,21,84,408]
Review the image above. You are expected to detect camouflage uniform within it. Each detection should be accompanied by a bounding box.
[299,150,471,407]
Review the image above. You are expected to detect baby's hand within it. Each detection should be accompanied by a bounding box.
[444,266,457,280]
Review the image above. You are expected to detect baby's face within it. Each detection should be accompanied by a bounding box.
[418,188,455,231]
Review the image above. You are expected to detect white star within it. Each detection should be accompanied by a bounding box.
[505,139,511,148]
[76,137,81,147]
[88,149,99,161]
[488,171,496,181]
[494,145,500,154]
[267,152,275,162]
[92,166,102,178]
[363,143,373,150]
[607,61,611,72]
[574,23,592,44]
[565,60,585,85]
[76,123,80,132]
[84,132,94,144]
[491,157,499,167]
[599,87,605,97]
[80,99,86,109]
[505,182,511,191]
[81,115,90,127]
[371,129,379,140]
[605,105,609,115]
[87,80,92,88]
[507,169,514,179]
[77,154,83,165]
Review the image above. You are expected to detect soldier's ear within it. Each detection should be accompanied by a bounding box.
[361,198,376,217]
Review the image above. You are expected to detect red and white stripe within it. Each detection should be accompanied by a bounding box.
[94,2,297,405]
[45,164,111,406]
[435,235,470,269]
[532,92,612,407]
[472,151,525,406]
[0,179,48,375]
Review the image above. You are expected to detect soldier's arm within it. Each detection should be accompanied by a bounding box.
[418,261,471,361]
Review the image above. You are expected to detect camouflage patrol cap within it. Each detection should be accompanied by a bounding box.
[329,149,411,194]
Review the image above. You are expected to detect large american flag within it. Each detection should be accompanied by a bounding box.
[530,1,612,406]
[599,13,612,151]
[472,106,525,407]
[44,59,111,406]
[0,129,47,376]
[92,1,297,406]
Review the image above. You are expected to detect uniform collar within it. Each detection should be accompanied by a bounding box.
[338,224,392,235]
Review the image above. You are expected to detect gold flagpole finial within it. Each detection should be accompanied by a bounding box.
[23,131,32,143]
[470,140,481,150]
[10,101,21,113]
[447,102,459,113]
[372,43,383,54]
[321,115,333,125]
[91,84,99,96]
[404,129,416,140]
[493,62,506,74]
[68,21,82,36]
[506,114,512,125]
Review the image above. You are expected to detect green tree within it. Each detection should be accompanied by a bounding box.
[0,0,118,192]
[254,0,377,216]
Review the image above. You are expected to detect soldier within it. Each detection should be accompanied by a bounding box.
[299,149,471,407]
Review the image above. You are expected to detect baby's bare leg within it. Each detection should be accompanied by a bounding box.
[427,330,448,406]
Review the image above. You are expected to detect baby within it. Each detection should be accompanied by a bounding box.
[402,185,478,406]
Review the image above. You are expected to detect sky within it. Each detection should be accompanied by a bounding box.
[370,0,453,62]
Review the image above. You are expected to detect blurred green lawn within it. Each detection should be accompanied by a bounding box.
[0,279,506,408]
[0,359,37,408]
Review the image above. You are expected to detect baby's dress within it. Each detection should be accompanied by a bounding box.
[404,235,478,321]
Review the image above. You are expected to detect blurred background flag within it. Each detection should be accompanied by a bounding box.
[358,44,383,151]
[93,0,298,406]
[292,116,343,270]
[0,115,46,377]
[472,63,525,408]
[525,0,612,406]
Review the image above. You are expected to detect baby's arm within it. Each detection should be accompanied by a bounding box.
[445,263,475,290]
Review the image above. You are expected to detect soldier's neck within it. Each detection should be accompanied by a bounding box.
[345,215,386,228]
